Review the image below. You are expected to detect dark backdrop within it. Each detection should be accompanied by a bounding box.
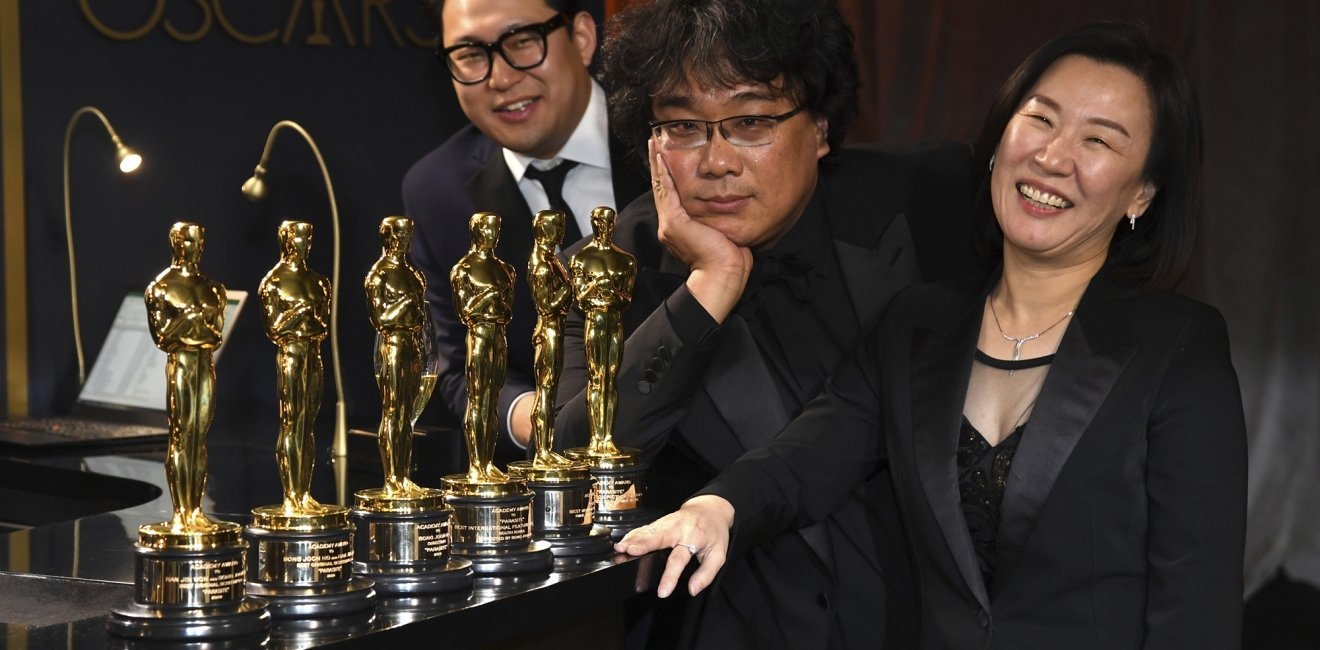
[3,0,1317,602]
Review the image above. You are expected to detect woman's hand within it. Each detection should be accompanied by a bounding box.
[615,494,735,598]
[650,138,752,324]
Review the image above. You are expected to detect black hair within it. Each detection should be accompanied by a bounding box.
[600,0,859,164]
[972,21,1204,291]
[421,0,582,39]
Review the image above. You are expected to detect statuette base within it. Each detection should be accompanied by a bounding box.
[245,504,374,618]
[508,461,611,558]
[246,577,376,619]
[565,446,653,538]
[107,599,271,642]
[351,486,473,596]
[109,525,270,640]
[443,475,554,576]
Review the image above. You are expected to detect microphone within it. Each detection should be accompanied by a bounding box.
[242,120,348,496]
[63,106,143,385]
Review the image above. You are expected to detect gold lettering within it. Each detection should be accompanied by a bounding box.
[284,0,355,47]
[328,0,357,46]
[163,0,212,44]
[361,0,403,47]
[213,0,278,45]
[79,0,165,42]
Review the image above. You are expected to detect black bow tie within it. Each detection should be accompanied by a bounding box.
[746,250,815,305]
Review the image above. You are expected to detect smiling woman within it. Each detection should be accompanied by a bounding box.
[619,21,1246,650]
[990,56,1157,273]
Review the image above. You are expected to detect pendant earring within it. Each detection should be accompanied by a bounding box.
[1129,214,1137,230]
[988,154,996,172]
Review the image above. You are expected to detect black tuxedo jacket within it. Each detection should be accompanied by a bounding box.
[712,270,1248,650]
[402,123,646,458]
[555,143,982,647]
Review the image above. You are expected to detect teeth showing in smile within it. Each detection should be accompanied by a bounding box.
[498,99,534,113]
[1017,183,1073,209]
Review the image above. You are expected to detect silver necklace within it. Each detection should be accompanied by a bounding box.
[987,296,1074,362]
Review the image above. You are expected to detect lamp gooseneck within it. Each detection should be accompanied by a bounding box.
[63,106,142,386]
[243,121,348,484]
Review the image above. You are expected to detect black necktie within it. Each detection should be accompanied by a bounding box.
[524,160,583,244]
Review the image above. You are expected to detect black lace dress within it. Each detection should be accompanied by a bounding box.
[957,351,1054,592]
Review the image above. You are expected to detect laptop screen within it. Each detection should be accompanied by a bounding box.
[79,291,247,411]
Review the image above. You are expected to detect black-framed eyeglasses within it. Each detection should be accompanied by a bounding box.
[648,107,805,149]
[438,13,568,85]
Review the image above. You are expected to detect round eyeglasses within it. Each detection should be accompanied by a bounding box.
[439,13,568,85]
[649,108,805,149]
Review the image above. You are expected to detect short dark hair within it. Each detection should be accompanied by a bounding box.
[420,0,582,38]
[600,0,859,164]
[972,21,1204,291]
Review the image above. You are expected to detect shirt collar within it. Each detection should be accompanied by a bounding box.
[759,188,831,267]
[503,79,611,180]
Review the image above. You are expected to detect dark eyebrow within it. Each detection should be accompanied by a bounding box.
[1087,116,1131,139]
[447,19,539,46]
[730,89,780,103]
[653,86,784,112]
[1026,93,1131,138]
[653,95,694,110]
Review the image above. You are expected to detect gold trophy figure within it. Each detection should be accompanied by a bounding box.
[449,212,515,482]
[507,211,610,558]
[245,221,372,618]
[110,222,269,639]
[442,212,552,575]
[527,211,578,468]
[259,221,332,515]
[350,216,472,596]
[565,207,651,537]
[365,216,430,496]
[570,207,637,457]
[145,222,229,535]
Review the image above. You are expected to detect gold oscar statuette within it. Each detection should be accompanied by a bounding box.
[442,212,552,575]
[507,211,610,557]
[565,207,652,536]
[349,216,472,596]
[109,222,269,640]
[245,221,373,617]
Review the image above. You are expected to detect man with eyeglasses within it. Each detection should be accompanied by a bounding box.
[402,0,646,462]
[551,0,981,647]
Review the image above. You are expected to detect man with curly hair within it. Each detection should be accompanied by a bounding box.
[552,0,982,646]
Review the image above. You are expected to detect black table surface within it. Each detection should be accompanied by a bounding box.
[0,435,660,649]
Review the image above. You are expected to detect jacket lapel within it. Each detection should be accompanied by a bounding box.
[993,283,1138,592]
[833,211,922,331]
[703,314,791,451]
[911,285,992,611]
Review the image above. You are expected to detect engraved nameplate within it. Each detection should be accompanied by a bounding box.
[596,474,641,514]
[450,501,534,546]
[254,534,353,585]
[136,552,246,607]
[365,517,450,563]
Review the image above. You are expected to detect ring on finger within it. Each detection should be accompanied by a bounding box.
[677,542,697,555]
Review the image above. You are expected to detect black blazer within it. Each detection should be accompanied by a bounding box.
[554,143,982,648]
[711,270,1248,650]
[402,123,646,458]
